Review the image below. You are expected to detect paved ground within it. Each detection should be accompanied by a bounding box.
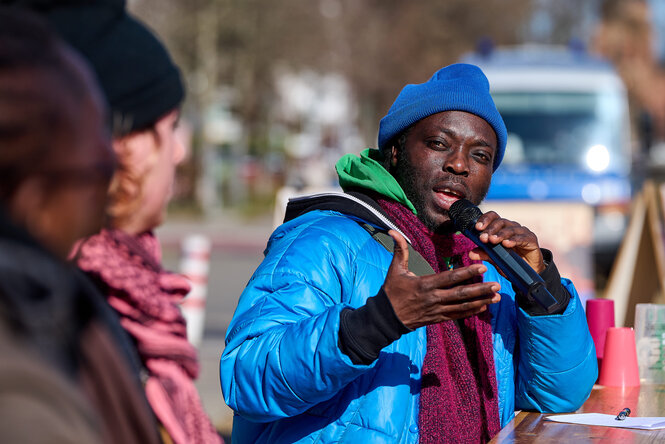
[156,210,274,438]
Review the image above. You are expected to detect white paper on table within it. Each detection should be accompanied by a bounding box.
[545,413,665,430]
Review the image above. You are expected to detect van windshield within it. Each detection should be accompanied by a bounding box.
[493,91,627,172]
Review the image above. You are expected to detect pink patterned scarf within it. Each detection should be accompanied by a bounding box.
[376,198,500,443]
[74,229,222,444]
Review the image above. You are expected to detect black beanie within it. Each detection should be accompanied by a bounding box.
[8,0,185,135]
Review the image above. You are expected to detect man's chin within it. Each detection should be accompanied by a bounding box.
[416,210,452,233]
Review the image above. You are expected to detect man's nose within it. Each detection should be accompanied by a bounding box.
[443,148,469,176]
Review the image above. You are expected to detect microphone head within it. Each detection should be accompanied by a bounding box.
[448,199,482,232]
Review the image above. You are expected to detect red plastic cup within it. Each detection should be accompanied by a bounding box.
[598,327,640,387]
[586,298,615,360]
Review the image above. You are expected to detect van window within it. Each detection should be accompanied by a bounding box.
[494,90,627,173]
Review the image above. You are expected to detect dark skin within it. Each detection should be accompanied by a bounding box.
[383,111,545,329]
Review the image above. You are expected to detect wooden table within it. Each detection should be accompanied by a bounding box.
[490,384,665,443]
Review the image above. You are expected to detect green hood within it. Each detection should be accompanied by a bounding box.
[335,148,417,215]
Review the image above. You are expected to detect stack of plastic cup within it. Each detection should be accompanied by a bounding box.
[634,303,665,384]
[586,298,615,371]
[598,327,640,387]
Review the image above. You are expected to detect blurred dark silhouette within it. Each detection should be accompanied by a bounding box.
[0,6,161,443]
[7,0,225,442]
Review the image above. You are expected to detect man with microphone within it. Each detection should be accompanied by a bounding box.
[221,63,597,443]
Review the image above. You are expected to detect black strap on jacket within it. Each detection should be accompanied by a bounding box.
[359,223,434,276]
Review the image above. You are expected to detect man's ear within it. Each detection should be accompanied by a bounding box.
[390,145,398,167]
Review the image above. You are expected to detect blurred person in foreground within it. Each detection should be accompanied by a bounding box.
[221,64,597,443]
[0,7,161,443]
[10,0,224,442]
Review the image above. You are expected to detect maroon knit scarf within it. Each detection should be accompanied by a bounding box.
[73,230,223,444]
[376,198,500,443]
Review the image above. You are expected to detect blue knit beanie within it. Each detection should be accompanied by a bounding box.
[378,63,507,171]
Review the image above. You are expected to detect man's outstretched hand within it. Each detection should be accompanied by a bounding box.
[382,230,501,330]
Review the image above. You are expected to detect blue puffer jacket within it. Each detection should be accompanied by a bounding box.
[220,209,597,443]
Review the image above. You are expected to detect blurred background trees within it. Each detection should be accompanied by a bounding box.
[127,0,663,216]
[591,0,665,161]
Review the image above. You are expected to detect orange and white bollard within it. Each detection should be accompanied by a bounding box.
[179,234,211,348]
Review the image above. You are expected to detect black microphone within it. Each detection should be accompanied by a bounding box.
[448,199,559,314]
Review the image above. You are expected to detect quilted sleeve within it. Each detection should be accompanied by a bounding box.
[220,215,376,422]
[514,278,598,412]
